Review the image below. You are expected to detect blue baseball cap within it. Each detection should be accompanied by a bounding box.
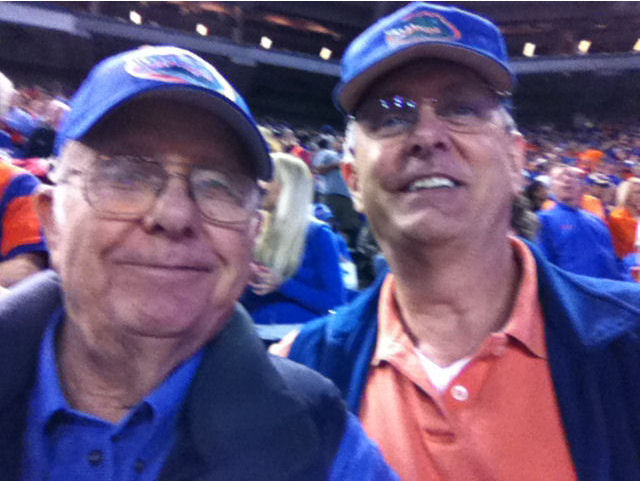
[55,45,272,180]
[334,2,514,114]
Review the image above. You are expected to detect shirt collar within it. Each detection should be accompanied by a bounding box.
[372,236,547,366]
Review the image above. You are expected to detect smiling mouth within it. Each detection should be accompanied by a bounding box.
[406,176,462,192]
[119,262,211,272]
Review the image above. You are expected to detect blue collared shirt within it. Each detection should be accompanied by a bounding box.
[21,308,203,481]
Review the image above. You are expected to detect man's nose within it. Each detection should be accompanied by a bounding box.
[406,103,450,156]
[142,175,199,238]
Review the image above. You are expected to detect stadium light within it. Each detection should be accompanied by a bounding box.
[578,39,591,54]
[196,23,208,36]
[260,36,273,49]
[319,47,332,60]
[634,39,641,52]
[129,10,142,25]
[523,42,536,57]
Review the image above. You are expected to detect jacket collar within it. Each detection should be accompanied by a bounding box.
[527,240,639,351]
[162,305,324,480]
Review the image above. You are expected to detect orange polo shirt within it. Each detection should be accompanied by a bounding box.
[271,239,578,481]
[608,206,639,258]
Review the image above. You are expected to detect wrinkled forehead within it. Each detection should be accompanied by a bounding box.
[72,96,256,177]
[360,59,497,103]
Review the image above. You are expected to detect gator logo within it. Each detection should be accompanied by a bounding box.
[385,12,461,47]
[124,48,238,102]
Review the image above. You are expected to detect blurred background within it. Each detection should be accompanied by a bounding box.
[0,1,638,128]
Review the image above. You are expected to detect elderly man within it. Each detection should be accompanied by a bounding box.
[0,46,398,481]
[272,3,639,481]
[537,165,630,280]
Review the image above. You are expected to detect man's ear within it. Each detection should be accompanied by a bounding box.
[508,131,526,196]
[34,186,58,253]
[342,161,363,213]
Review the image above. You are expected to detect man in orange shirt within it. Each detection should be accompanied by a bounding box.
[272,3,639,480]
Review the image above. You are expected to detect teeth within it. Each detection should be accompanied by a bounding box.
[409,177,456,191]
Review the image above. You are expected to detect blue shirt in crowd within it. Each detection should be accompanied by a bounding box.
[536,203,631,281]
[242,221,346,325]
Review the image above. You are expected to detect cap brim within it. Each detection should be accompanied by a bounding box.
[337,43,513,114]
[61,85,272,180]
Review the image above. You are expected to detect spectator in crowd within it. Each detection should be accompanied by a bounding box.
[524,177,549,212]
[537,166,629,280]
[0,160,48,286]
[290,132,313,170]
[542,165,609,220]
[4,46,397,481]
[242,153,346,333]
[0,70,48,286]
[272,3,639,481]
[313,202,359,294]
[312,136,362,249]
[608,177,640,259]
[585,173,614,216]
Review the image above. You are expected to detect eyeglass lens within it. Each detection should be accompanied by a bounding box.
[86,156,255,224]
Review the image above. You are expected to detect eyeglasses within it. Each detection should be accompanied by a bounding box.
[61,155,260,226]
[349,91,501,139]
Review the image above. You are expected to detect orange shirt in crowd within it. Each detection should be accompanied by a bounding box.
[578,149,605,172]
[581,194,606,221]
[608,206,639,258]
[272,238,578,481]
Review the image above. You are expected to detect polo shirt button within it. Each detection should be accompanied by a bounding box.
[134,459,146,473]
[451,384,469,402]
[88,449,104,466]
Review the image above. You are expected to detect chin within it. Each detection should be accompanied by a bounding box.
[112,289,220,339]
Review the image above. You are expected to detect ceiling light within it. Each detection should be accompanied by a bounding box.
[523,42,536,57]
[196,23,208,36]
[129,10,142,25]
[578,39,591,54]
[634,39,641,52]
[260,36,273,49]
[319,47,332,60]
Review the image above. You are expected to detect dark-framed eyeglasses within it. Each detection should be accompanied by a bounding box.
[60,154,261,226]
[349,91,501,139]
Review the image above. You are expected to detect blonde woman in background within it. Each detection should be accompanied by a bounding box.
[242,153,346,336]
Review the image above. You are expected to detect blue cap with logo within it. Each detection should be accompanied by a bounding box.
[334,2,513,114]
[55,45,272,180]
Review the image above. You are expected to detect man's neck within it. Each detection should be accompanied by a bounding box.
[385,234,521,367]
[56,314,215,424]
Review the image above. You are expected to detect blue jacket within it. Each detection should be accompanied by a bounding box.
[537,204,629,280]
[289,242,640,481]
[242,221,346,325]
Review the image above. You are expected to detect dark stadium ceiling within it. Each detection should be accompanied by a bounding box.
[37,1,642,57]
[0,1,638,126]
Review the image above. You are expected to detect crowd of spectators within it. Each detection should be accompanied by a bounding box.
[0,70,639,291]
